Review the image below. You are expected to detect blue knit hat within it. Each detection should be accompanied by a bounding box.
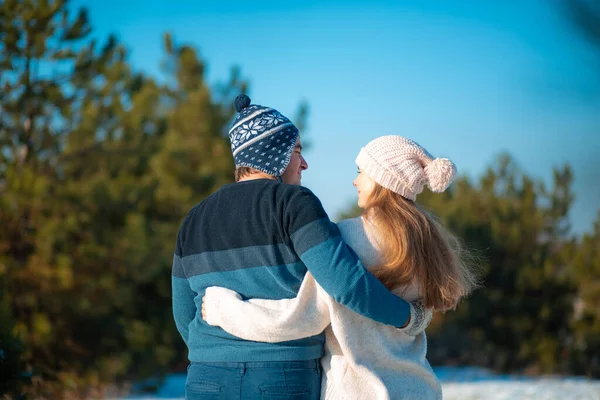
[228,94,299,177]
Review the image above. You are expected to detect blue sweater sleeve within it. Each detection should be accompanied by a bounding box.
[284,187,410,327]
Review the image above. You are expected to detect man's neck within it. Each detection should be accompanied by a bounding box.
[237,172,278,182]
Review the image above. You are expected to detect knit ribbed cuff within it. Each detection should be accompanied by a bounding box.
[399,301,433,336]
[204,286,242,327]
[356,148,417,201]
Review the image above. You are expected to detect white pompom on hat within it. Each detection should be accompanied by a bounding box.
[355,135,457,201]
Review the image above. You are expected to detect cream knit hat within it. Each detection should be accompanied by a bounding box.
[355,135,457,201]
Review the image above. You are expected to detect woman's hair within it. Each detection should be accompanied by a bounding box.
[364,184,480,311]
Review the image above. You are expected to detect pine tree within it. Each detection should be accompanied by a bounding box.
[0,1,248,397]
[414,156,577,373]
[569,212,600,376]
[0,0,109,396]
[0,286,29,398]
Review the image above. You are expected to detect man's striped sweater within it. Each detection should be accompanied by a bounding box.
[171,178,410,362]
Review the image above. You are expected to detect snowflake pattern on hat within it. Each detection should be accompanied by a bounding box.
[230,110,288,148]
[228,97,299,176]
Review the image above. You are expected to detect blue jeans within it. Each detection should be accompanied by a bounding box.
[186,360,321,400]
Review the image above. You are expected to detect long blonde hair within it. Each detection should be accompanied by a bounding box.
[364,184,480,311]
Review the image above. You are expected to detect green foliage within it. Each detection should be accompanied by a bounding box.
[0,286,29,399]
[424,156,578,375]
[0,1,248,397]
[568,212,600,376]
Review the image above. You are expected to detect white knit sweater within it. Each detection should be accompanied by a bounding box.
[204,217,442,400]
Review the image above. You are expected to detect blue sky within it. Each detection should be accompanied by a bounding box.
[73,0,600,234]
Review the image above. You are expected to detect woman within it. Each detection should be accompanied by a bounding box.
[202,135,479,399]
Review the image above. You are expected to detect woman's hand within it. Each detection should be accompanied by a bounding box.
[201,286,243,326]
[201,296,207,321]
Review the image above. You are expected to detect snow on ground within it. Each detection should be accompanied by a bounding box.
[443,380,600,400]
[118,368,600,400]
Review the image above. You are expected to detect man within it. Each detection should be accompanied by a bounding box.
[172,94,417,399]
